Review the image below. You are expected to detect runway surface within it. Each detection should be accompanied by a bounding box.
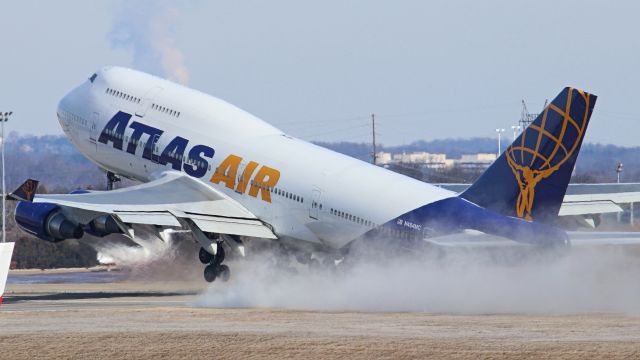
[2,269,640,359]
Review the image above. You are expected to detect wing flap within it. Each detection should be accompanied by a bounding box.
[188,214,276,239]
[115,211,181,227]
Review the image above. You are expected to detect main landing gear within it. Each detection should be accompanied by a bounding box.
[199,241,231,283]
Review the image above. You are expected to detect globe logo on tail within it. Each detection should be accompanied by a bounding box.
[21,180,37,201]
[506,88,591,220]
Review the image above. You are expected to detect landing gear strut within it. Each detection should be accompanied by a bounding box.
[107,171,121,190]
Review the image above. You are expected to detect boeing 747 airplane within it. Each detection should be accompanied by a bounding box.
[9,67,598,282]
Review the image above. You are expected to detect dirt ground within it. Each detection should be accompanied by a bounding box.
[2,298,640,359]
[2,270,640,359]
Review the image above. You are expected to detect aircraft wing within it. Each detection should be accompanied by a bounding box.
[29,171,276,239]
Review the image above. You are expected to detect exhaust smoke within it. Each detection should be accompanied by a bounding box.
[109,1,190,85]
[196,240,640,314]
[89,230,201,281]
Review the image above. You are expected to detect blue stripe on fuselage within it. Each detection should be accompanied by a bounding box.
[379,197,568,247]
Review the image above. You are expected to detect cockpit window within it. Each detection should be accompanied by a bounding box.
[89,73,97,83]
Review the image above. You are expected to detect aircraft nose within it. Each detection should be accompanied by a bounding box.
[56,84,84,130]
[57,91,72,127]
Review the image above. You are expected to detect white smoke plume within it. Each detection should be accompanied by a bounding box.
[109,1,190,85]
[89,230,201,281]
[196,242,640,315]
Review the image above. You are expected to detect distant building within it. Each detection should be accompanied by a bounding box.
[457,153,496,170]
[378,151,496,171]
[391,152,448,168]
[376,151,392,165]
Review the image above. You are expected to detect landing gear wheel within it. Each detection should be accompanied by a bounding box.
[218,264,230,282]
[213,245,225,265]
[204,264,217,282]
[199,247,213,264]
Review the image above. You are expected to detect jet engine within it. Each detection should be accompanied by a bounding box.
[15,202,84,242]
[85,215,122,237]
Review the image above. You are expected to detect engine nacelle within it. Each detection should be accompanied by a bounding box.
[86,215,122,237]
[15,202,84,242]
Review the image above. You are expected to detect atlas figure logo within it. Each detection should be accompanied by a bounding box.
[506,88,591,220]
[98,111,281,203]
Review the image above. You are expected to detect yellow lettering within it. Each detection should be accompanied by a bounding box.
[235,161,259,194]
[210,154,242,189]
[248,166,281,203]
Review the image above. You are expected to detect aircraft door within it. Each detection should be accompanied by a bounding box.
[90,112,99,151]
[136,86,163,117]
[309,188,322,220]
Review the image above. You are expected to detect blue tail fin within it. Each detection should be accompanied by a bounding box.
[461,87,596,223]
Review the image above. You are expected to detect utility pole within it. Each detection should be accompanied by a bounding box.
[1,112,12,243]
[371,113,377,165]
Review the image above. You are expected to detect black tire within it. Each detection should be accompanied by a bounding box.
[199,247,213,264]
[213,245,225,265]
[218,264,230,282]
[204,264,217,282]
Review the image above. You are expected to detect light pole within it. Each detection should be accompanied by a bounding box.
[495,128,505,157]
[511,125,521,140]
[616,162,624,183]
[1,112,11,243]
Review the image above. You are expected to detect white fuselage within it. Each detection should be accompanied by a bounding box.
[57,67,455,249]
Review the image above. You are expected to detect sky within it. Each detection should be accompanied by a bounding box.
[1,0,640,146]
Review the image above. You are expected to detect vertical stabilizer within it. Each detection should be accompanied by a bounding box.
[461,87,596,223]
